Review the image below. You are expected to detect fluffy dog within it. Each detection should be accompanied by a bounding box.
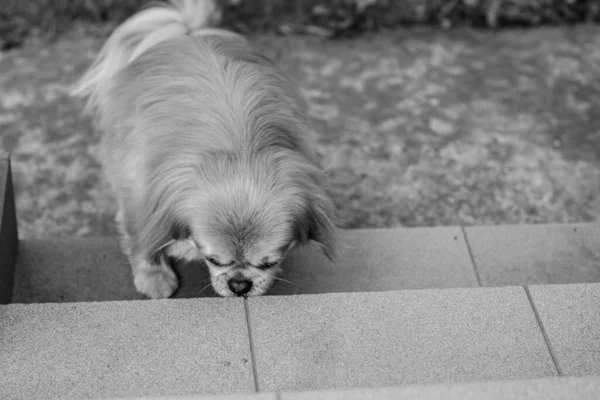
[71,0,339,298]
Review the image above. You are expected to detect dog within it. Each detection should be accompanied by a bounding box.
[71,0,339,298]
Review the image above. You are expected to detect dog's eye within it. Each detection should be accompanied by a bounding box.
[205,256,234,267]
[257,261,278,270]
[205,256,222,266]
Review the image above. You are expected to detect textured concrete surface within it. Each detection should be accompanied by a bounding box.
[465,223,600,287]
[247,288,557,393]
[0,298,254,399]
[91,377,600,400]
[12,237,143,303]
[282,376,600,400]
[86,377,600,399]
[11,236,240,302]
[3,26,600,239]
[529,283,600,376]
[12,224,600,303]
[267,226,478,295]
[0,152,18,304]
[11,226,478,303]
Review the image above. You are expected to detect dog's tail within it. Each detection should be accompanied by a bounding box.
[71,0,223,113]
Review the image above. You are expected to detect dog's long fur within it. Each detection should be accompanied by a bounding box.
[72,0,339,298]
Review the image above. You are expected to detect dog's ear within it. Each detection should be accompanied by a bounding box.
[143,210,182,265]
[146,220,192,265]
[136,171,191,265]
[171,222,191,241]
[304,189,339,262]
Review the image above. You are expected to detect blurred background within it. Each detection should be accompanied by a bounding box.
[1,0,600,239]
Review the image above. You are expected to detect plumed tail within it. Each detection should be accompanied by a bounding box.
[70,0,223,113]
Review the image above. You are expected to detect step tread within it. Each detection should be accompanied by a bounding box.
[0,298,253,399]
[1,285,575,399]
[12,223,600,304]
[12,227,478,303]
[247,287,556,392]
[96,376,600,400]
[284,376,600,400]
[465,223,600,286]
[529,283,600,376]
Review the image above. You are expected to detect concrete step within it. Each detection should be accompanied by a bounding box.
[99,376,600,399]
[11,226,478,303]
[9,220,600,303]
[1,283,599,399]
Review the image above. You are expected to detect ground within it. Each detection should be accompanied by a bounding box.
[1,25,600,239]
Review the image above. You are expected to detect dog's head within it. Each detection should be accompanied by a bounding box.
[148,149,339,297]
[199,150,338,296]
[193,150,338,296]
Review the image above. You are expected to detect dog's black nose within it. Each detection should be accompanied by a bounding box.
[228,278,252,296]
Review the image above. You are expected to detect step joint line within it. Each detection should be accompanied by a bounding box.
[244,298,260,392]
[524,286,563,376]
[460,225,482,287]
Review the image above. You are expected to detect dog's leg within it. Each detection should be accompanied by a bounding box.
[117,200,179,299]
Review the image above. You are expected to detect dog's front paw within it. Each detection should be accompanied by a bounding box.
[133,262,179,299]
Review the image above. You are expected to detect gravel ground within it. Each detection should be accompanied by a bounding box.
[2,26,600,239]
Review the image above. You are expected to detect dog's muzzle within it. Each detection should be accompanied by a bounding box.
[228,277,253,296]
